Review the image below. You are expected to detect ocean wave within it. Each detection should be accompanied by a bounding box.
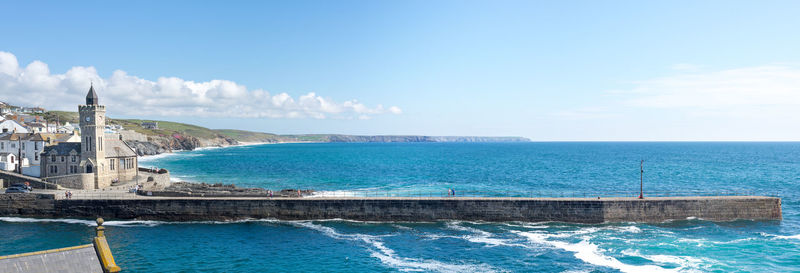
[0,217,100,226]
[620,249,711,271]
[760,232,800,240]
[137,152,178,163]
[308,190,365,198]
[445,221,517,248]
[616,226,642,233]
[0,217,288,227]
[293,221,498,272]
[513,230,679,273]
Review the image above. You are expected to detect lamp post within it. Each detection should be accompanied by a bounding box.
[638,160,644,199]
[17,135,23,174]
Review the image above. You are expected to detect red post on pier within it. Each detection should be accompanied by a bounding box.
[639,160,644,199]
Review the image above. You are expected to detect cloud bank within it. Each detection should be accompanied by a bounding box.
[0,51,401,119]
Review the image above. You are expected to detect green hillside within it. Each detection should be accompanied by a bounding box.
[40,110,529,144]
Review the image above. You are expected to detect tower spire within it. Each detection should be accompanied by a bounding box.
[86,84,99,105]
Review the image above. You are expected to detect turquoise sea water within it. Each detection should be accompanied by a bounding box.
[2,142,799,272]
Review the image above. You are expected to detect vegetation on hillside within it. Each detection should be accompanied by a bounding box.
[40,111,529,144]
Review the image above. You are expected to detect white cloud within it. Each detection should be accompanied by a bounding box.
[0,51,402,119]
[624,65,800,110]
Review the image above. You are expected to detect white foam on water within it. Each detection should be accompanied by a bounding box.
[446,221,520,248]
[501,222,549,229]
[420,233,462,241]
[137,152,177,162]
[307,190,365,198]
[616,226,642,233]
[513,230,678,273]
[676,238,708,247]
[621,249,709,272]
[760,232,800,240]
[293,221,498,273]
[0,217,98,226]
[0,217,290,227]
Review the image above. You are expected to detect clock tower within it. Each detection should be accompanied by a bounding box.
[79,84,107,188]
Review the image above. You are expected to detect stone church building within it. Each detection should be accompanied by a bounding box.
[40,86,139,189]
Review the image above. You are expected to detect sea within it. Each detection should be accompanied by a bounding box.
[1,142,799,272]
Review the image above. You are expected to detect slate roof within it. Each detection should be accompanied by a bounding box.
[86,85,99,105]
[0,133,47,141]
[105,139,136,158]
[43,142,82,155]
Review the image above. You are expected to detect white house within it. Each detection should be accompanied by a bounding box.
[0,153,18,171]
[26,122,47,133]
[0,120,28,134]
[0,132,48,177]
[58,122,77,134]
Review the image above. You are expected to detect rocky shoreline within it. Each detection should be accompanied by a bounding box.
[145,182,314,198]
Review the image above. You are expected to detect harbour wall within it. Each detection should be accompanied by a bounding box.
[0,170,60,190]
[0,195,781,223]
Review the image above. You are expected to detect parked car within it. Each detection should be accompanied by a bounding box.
[5,187,30,194]
[10,183,32,191]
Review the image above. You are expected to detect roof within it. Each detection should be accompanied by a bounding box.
[86,85,99,105]
[43,142,82,155]
[0,152,13,157]
[0,218,120,273]
[0,244,103,273]
[105,139,136,158]
[0,133,47,141]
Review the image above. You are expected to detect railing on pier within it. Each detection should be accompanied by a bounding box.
[308,189,775,198]
[37,189,778,200]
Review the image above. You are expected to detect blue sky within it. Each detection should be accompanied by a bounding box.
[1,0,799,140]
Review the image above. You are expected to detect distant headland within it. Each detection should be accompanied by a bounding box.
[3,103,528,156]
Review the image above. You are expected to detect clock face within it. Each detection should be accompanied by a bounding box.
[85,117,91,122]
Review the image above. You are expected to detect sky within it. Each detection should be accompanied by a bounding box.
[1,0,799,141]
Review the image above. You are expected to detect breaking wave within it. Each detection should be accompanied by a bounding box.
[293,221,498,272]
[513,229,689,273]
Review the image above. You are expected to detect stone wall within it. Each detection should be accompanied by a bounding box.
[0,195,782,223]
[0,170,59,189]
[43,173,94,190]
[602,197,783,222]
[0,193,55,216]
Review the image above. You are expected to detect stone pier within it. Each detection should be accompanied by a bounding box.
[0,194,781,223]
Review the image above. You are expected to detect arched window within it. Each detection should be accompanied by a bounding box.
[86,165,93,173]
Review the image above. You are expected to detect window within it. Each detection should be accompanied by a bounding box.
[71,156,76,162]
[50,165,57,174]
[61,156,65,162]
[51,155,56,162]
[21,143,24,149]
[35,154,38,161]
[11,143,15,148]
[1,142,3,149]
[99,137,102,151]
[34,142,39,150]
[110,159,115,170]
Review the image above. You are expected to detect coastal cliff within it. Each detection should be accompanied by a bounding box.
[42,110,530,156]
[325,135,529,143]
[126,135,238,156]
